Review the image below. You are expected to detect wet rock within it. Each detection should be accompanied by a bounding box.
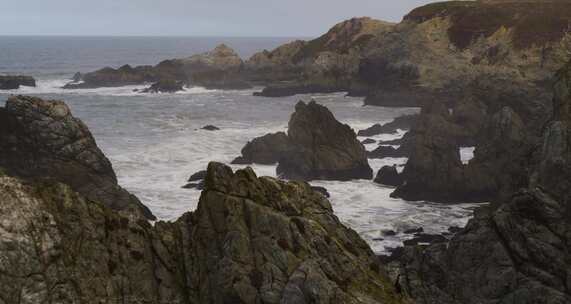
[403,227,423,235]
[358,114,418,137]
[231,132,293,165]
[141,79,184,93]
[374,165,403,187]
[310,185,330,198]
[402,233,446,246]
[361,138,376,144]
[0,95,155,220]
[71,72,83,82]
[367,146,405,159]
[201,125,220,131]
[0,161,405,303]
[188,170,207,182]
[254,83,343,97]
[382,230,397,237]
[0,75,36,90]
[277,100,373,181]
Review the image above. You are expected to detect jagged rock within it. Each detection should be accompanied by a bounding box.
[374,166,403,187]
[201,125,220,131]
[276,101,373,181]
[310,185,330,198]
[0,162,406,303]
[231,132,293,165]
[0,75,36,90]
[71,72,82,82]
[388,60,571,304]
[141,79,184,93]
[0,95,155,219]
[358,115,418,137]
[367,146,405,159]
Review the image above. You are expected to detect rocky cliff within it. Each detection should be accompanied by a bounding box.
[387,59,571,304]
[232,100,373,181]
[0,160,406,303]
[0,95,154,219]
[0,75,36,90]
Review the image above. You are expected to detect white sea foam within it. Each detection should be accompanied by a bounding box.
[3,78,230,97]
[460,146,476,164]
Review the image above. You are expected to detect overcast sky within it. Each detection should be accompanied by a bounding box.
[0,0,438,37]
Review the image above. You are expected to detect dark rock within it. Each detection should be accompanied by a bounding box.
[231,132,293,165]
[0,95,155,220]
[182,181,204,190]
[377,137,405,145]
[277,100,373,181]
[358,114,418,137]
[201,125,220,131]
[310,185,330,198]
[187,170,207,182]
[0,161,404,303]
[447,226,462,234]
[382,230,397,236]
[71,72,82,82]
[367,146,405,159]
[0,75,36,90]
[374,165,403,187]
[361,138,376,144]
[403,227,423,234]
[402,233,446,246]
[141,79,184,93]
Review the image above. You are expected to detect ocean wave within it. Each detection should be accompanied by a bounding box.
[2,78,229,97]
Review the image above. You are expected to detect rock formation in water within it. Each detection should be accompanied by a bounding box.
[387,60,571,304]
[141,79,184,93]
[0,75,36,90]
[0,160,406,303]
[357,115,417,137]
[234,100,373,181]
[374,165,402,187]
[0,95,155,219]
[64,44,251,90]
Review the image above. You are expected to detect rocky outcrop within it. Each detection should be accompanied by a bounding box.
[280,101,372,180]
[0,95,154,219]
[0,162,406,304]
[0,75,36,90]
[388,60,571,304]
[64,44,251,90]
[231,132,293,165]
[358,115,417,137]
[374,165,402,187]
[141,79,184,93]
[233,101,372,181]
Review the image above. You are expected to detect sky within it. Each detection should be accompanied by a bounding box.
[0,0,438,37]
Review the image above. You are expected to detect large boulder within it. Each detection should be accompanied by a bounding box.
[231,132,293,165]
[0,75,36,90]
[276,101,373,181]
[0,162,406,304]
[0,95,154,220]
[374,165,403,187]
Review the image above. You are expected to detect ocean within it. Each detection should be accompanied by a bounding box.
[0,36,481,254]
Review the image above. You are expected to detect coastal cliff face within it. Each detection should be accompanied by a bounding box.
[388,59,571,304]
[0,96,405,303]
[0,161,406,304]
[249,0,571,106]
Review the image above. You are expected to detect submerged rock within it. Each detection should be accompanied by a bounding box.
[361,138,376,144]
[0,162,406,303]
[0,75,36,90]
[0,95,155,219]
[201,125,220,131]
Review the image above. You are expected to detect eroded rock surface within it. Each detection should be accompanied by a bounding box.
[0,95,154,219]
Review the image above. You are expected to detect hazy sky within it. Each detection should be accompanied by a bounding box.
[0,0,437,37]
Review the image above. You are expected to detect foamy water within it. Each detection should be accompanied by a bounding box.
[1,78,483,255]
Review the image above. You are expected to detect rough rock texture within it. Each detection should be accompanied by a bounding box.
[0,162,407,304]
[231,132,293,165]
[0,95,155,219]
[0,75,36,90]
[233,101,372,181]
[64,44,251,90]
[276,101,373,181]
[388,59,571,304]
